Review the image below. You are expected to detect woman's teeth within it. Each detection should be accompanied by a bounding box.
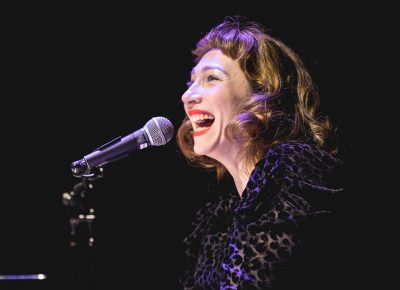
[190,114,215,134]
[190,114,215,122]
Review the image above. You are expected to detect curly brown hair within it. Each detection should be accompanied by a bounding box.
[177,16,337,180]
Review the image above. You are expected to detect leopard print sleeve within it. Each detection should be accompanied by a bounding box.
[180,143,343,289]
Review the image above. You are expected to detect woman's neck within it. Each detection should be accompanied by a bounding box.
[208,142,252,197]
[230,165,250,197]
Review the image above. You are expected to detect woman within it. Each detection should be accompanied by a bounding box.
[177,16,343,289]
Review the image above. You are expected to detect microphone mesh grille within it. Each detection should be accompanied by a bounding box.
[144,117,174,146]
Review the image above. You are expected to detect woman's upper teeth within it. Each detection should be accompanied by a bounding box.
[191,114,215,122]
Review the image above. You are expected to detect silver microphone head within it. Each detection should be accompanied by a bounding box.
[144,116,174,146]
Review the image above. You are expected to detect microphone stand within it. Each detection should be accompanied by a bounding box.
[62,167,103,290]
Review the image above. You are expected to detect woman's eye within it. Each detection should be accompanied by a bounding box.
[207,75,220,82]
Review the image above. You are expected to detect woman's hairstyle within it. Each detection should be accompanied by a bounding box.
[177,16,337,180]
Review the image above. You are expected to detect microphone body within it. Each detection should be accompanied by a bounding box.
[71,117,173,177]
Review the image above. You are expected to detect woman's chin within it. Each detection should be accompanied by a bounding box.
[193,144,207,156]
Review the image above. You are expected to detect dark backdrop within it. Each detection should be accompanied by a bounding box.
[2,3,351,289]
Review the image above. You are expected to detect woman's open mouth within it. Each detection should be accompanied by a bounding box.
[188,109,215,137]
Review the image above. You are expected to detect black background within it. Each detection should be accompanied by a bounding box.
[2,3,354,289]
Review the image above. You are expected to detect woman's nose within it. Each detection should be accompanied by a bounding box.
[181,91,202,105]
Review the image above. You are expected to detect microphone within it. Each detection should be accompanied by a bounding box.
[71,116,174,177]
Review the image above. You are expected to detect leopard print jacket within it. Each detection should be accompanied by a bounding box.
[179,143,343,289]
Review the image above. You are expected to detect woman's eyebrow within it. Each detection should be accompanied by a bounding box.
[191,65,230,77]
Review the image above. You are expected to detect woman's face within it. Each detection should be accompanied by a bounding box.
[182,49,251,158]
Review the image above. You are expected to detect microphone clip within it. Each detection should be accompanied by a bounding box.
[71,161,104,179]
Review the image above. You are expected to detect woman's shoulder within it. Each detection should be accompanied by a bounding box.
[266,142,342,165]
[260,142,343,187]
[241,142,344,220]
